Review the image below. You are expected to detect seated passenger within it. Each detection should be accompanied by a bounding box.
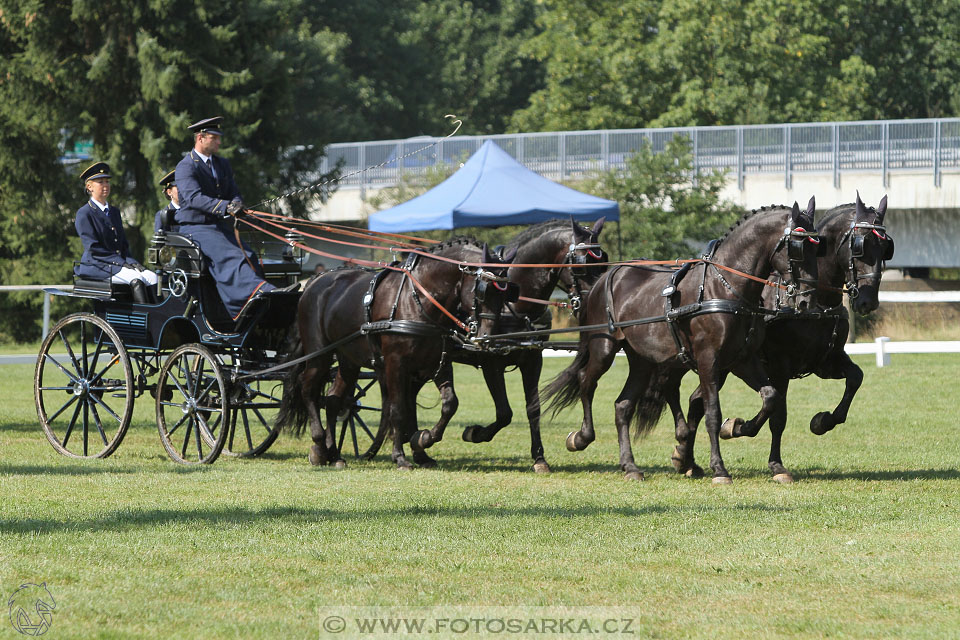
[74,162,157,304]
[174,116,284,321]
[154,169,180,232]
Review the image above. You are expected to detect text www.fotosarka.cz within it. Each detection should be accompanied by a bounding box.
[319,607,644,638]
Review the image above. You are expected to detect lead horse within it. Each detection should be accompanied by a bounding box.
[672,194,893,482]
[542,201,821,482]
[276,239,516,469]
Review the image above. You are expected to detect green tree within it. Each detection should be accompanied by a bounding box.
[581,136,742,260]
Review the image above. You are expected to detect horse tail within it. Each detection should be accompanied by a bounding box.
[542,344,590,418]
[275,322,310,438]
[630,363,673,438]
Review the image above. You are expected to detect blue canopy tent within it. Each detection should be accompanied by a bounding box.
[367,140,620,233]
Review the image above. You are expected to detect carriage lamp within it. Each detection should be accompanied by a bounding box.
[283,229,305,264]
[146,230,165,267]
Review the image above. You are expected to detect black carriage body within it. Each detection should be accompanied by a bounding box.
[37,229,304,463]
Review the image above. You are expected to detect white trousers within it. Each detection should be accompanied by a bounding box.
[111,266,159,286]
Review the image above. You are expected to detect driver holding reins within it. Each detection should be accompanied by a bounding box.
[174,116,288,321]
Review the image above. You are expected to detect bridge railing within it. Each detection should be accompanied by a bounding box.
[320,118,960,191]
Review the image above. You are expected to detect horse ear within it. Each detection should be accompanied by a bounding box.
[482,243,492,264]
[790,201,801,224]
[875,195,888,224]
[805,196,815,219]
[572,216,587,241]
[855,191,868,218]
[501,246,518,264]
[591,216,606,237]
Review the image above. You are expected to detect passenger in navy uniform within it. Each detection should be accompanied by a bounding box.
[74,161,158,304]
[174,116,276,320]
[154,169,180,232]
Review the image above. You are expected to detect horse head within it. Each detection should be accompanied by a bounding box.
[563,216,609,290]
[464,243,519,341]
[772,198,822,310]
[839,192,892,314]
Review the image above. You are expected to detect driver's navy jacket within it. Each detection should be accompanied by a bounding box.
[74,200,139,279]
[174,150,241,224]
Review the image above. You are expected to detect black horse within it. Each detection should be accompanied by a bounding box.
[672,194,893,483]
[542,201,821,482]
[398,217,608,473]
[276,239,516,469]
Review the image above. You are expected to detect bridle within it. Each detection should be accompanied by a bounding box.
[836,221,894,299]
[460,264,518,337]
[770,224,822,307]
[564,240,606,311]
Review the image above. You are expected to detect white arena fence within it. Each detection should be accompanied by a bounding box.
[1,286,958,368]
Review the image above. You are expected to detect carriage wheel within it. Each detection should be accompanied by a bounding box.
[222,376,283,458]
[338,372,381,458]
[34,313,135,459]
[156,344,229,464]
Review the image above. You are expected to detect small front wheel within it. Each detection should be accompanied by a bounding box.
[156,344,229,464]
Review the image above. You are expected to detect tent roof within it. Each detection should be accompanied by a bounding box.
[367,140,619,232]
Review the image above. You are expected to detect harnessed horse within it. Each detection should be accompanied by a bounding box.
[672,194,893,482]
[393,218,609,471]
[276,239,517,469]
[541,200,821,482]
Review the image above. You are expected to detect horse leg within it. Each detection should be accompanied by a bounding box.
[718,357,782,441]
[696,363,733,483]
[668,370,705,478]
[520,354,550,473]
[613,354,650,480]
[767,377,793,483]
[323,366,357,469]
[411,363,456,451]
[299,360,330,467]
[379,357,413,470]
[462,364,512,444]
[810,351,863,435]
[407,378,440,468]
[567,337,618,452]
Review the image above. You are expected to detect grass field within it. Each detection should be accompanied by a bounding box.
[2,354,959,638]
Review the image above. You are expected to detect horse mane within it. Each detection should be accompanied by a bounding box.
[506,219,571,249]
[421,235,483,254]
[717,204,790,243]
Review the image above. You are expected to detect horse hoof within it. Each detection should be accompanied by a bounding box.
[712,476,733,485]
[396,462,413,471]
[308,445,327,466]
[670,446,685,472]
[624,470,644,481]
[810,412,834,435]
[411,430,433,450]
[462,425,481,443]
[533,461,551,474]
[566,431,588,452]
[719,418,742,440]
[333,459,347,470]
[772,473,794,484]
[684,465,704,479]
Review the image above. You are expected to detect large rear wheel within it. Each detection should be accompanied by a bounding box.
[35,313,134,459]
[156,344,229,464]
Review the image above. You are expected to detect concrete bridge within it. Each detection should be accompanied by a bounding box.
[307,118,960,269]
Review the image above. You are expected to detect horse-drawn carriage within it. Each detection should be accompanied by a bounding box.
[34,194,894,480]
[35,225,306,464]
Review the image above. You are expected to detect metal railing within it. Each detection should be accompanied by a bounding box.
[321,118,960,192]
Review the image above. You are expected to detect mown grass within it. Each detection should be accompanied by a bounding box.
[2,354,959,639]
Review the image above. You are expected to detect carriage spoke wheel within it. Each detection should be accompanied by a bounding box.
[35,313,134,459]
[222,376,283,458]
[156,344,228,465]
[338,373,381,458]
